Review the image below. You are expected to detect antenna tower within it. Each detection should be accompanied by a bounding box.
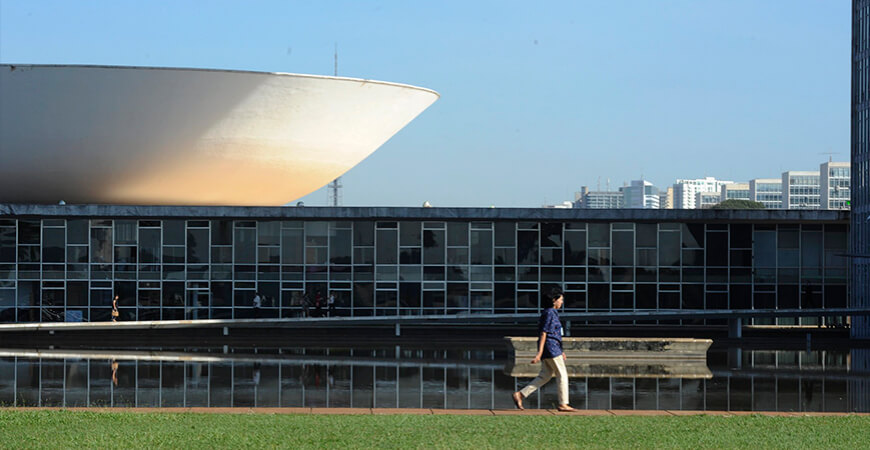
[328,42,343,207]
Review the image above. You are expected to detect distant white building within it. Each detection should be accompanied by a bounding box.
[782,170,820,209]
[720,183,750,202]
[749,178,782,209]
[696,191,721,209]
[543,201,574,209]
[673,177,733,209]
[574,186,624,209]
[820,161,850,210]
[623,180,659,209]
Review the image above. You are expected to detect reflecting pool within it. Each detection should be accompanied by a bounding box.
[0,345,867,412]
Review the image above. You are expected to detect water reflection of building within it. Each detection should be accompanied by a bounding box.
[0,208,852,328]
[0,348,863,412]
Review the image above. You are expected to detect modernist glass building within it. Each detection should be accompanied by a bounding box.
[0,205,851,328]
[853,0,870,338]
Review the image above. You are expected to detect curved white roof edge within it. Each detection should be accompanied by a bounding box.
[0,63,441,98]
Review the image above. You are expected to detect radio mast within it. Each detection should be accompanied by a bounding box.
[329,42,343,207]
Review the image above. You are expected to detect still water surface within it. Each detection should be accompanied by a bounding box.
[1,345,867,412]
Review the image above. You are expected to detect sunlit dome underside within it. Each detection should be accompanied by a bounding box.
[0,64,438,205]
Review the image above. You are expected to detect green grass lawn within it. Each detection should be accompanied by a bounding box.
[0,410,867,449]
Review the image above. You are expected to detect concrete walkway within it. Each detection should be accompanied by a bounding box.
[2,407,867,416]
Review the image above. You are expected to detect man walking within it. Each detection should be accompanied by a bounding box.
[512,286,575,412]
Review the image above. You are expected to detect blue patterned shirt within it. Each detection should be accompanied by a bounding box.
[538,308,563,359]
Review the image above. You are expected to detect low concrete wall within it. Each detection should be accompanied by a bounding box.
[505,359,712,379]
[506,337,712,360]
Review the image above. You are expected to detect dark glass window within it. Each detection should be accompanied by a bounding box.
[636,224,657,247]
[67,246,87,263]
[681,285,703,309]
[18,220,40,245]
[516,291,537,309]
[588,284,609,310]
[753,231,776,267]
[114,220,137,245]
[399,283,421,308]
[801,232,823,268]
[17,281,39,306]
[376,230,398,264]
[281,229,303,264]
[517,231,539,265]
[447,223,468,246]
[305,222,328,246]
[67,282,88,307]
[636,284,656,309]
[354,222,375,246]
[612,231,633,266]
[564,231,586,265]
[114,246,137,264]
[730,224,752,248]
[187,229,209,264]
[540,223,562,247]
[588,223,609,247]
[163,220,185,245]
[211,220,233,245]
[353,283,374,308]
[330,229,352,264]
[211,282,232,307]
[494,283,515,313]
[399,222,421,246]
[234,228,256,264]
[446,283,468,311]
[681,224,704,248]
[658,231,680,266]
[258,221,280,246]
[423,230,445,264]
[139,229,160,263]
[706,232,727,266]
[423,291,445,309]
[63,220,88,245]
[494,222,515,246]
[42,227,65,262]
[470,230,492,265]
[90,228,112,263]
[0,227,15,263]
[494,247,515,265]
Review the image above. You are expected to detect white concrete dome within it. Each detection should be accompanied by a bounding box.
[0,64,438,205]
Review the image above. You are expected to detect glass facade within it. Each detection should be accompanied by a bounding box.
[853,0,870,338]
[0,209,850,327]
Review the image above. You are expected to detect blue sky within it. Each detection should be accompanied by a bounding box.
[0,1,851,207]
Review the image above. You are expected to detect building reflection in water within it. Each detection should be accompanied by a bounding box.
[0,347,864,412]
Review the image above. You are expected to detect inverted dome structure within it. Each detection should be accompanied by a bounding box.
[0,64,439,205]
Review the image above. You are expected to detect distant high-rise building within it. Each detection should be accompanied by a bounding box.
[696,191,721,209]
[673,177,733,209]
[623,180,659,209]
[749,178,782,209]
[852,0,869,337]
[820,161,851,210]
[782,170,821,209]
[721,183,750,202]
[658,186,674,209]
[574,186,624,209]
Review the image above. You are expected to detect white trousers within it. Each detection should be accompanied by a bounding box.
[519,355,568,406]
